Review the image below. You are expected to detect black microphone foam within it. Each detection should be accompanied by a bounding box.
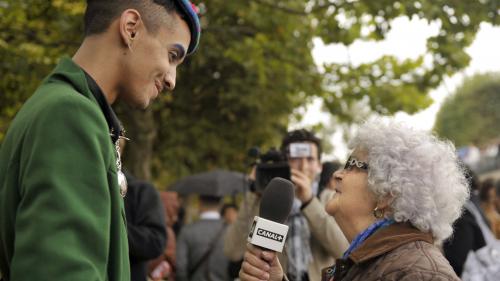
[259,177,295,224]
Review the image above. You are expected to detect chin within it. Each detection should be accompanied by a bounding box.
[124,99,148,109]
[140,99,151,109]
[325,204,337,216]
[134,95,151,109]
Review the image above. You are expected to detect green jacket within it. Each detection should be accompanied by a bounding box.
[0,58,130,281]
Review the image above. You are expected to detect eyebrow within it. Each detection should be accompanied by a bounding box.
[173,44,186,61]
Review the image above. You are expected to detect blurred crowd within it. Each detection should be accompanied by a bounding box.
[125,125,500,281]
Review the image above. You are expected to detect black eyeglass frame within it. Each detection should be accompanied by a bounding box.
[344,157,369,171]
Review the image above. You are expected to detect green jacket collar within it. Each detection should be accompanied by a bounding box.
[46,56,94,100]
[46,57,124,143]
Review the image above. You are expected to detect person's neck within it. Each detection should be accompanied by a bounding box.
[340,216,378,243]
[72,35,121,105]
[199,208,220,219]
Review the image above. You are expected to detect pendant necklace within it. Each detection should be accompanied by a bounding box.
[112,128,129,197]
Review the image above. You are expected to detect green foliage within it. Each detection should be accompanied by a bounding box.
[322,55,433,122]
[0,0,84,140]
[434,73,500,147]
[1,0,499,185]
[150,0,323,184]
[311,0,499,119]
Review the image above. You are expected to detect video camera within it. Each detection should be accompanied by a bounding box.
[249,143,314,192]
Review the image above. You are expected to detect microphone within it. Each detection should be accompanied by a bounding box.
[247,177,294,252]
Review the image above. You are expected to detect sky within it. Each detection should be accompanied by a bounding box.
[292,17,500,161]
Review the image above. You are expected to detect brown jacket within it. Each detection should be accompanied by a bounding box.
[323,223,460,281]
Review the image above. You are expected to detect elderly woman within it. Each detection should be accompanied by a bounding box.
[239,119,468,281]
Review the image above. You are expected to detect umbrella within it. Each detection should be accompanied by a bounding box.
[170,169,248,197]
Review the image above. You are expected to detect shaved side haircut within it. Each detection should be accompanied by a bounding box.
[84,0,181,36]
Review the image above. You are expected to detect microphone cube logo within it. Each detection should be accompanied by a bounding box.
[248,216,289,252]
[256,228,284,242]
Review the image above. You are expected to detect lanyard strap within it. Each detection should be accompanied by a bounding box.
[342,218,394,259]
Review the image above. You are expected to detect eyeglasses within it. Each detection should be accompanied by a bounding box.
[344,157,369,171]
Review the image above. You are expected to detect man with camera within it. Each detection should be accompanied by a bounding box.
[223,129,349,281]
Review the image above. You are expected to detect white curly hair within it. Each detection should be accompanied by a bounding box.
[349,118,469,242]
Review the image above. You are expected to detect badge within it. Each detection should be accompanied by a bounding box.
[117,170,128,197]
[115,138,128,197]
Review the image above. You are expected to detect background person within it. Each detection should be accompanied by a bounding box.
[443,167,487,276]
[148,191,182,281]
[318,161,341,206]
[176,195,231,281]
[496,180,500,213]
[117,138,168,281]
[479,178,500,238]
[124,170,167,281]
[220,202,241,279]
[221,203,239,225]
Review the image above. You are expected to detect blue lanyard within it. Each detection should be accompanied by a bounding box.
[324,219,394,280]
[342,218,394,259]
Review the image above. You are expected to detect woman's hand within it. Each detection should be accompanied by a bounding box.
[239,243,284,281]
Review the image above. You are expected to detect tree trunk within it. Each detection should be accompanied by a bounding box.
[119,106,157,181]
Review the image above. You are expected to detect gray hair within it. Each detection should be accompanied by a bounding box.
[349,119,469,242]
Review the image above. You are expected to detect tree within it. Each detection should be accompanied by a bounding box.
[1,0,499,186]
[434,73,500,147]
[310,0,499,121]
[0,0,84,140]
[147,0,324,184]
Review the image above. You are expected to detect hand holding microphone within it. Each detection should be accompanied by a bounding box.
[239,177,295,281]
[240,243,283,281]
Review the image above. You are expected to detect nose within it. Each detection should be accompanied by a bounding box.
[332,170,343,181]
[296,158,309,171]
[163,70,176,91]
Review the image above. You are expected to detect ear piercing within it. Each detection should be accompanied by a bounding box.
[126,32,137,54]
